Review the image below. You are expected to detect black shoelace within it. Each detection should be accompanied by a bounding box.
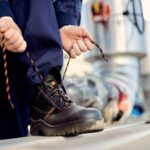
[53,85,72,108]
[26,41,108,84]
[62,41,108,81]
[2,38,108,109]
[26,41,108,108]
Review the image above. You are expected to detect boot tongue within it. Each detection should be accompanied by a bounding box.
[44,67,62,88]
[45,75,58,89]
[43,68,72,109]
[48,67,62,84]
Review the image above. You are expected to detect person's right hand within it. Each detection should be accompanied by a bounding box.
[0,17,26,52]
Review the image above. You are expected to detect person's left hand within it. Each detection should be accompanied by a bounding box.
[59,25,94,58]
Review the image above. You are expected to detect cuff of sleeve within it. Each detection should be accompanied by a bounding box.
[56,13,80,28]
[0,1,14,18]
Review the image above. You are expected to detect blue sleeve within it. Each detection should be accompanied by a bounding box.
[53,0,82,28]
[0,0,14,18]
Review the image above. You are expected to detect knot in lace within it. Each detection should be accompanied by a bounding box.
[52,84,72,108]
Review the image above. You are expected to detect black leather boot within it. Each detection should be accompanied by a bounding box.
[30,68,104,136]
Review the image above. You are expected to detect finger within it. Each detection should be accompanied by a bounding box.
[10,22,22,34]
[77,39,88,52]
[5,31,20,47]
[5,35,23,51]
[9,21,21,34]
[0,19,13,33]
[81,27,94,41]
[85,31,93,42]
[6,40,26,52]
[73,42,81,56]
[5,30,25,52]
[70,49,76,59]
[84,38,94,50]
[4,32,19,49]
[0,22,9,33]
[0,17,19,33]
[17,41,27,52]
[4,28,16,41]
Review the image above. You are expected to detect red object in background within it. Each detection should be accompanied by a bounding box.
[118,92,130,112]
[91,1,111,24]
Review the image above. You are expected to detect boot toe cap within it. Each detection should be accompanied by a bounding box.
[80,107,103,121]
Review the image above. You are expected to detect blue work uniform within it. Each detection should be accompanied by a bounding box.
[0,0,82,139]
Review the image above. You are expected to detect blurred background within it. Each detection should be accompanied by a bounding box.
[63,0,150,124]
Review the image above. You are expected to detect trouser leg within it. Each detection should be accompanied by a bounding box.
[19,0,63,84]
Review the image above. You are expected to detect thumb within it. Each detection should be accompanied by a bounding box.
[81,28,94,42]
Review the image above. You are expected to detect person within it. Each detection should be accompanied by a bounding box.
[0,0,104,139]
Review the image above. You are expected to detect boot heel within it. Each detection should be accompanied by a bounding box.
[30,121,44,136]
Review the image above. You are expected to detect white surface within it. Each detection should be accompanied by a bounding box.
[1,121,150,150]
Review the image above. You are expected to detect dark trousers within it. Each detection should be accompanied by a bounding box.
[0,0,63,139]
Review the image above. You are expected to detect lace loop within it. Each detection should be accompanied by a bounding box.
[52,84,72,108]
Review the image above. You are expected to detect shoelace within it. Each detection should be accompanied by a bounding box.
[2,39,107,109]
[53,85,72,108]
[62,40,108,81]
[26,51,73,108]
[2,36,14,109]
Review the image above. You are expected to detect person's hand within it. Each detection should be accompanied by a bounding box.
[59,25,94,58]
[0,17,26,52]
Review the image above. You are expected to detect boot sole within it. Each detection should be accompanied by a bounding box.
[30,118,104,136]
